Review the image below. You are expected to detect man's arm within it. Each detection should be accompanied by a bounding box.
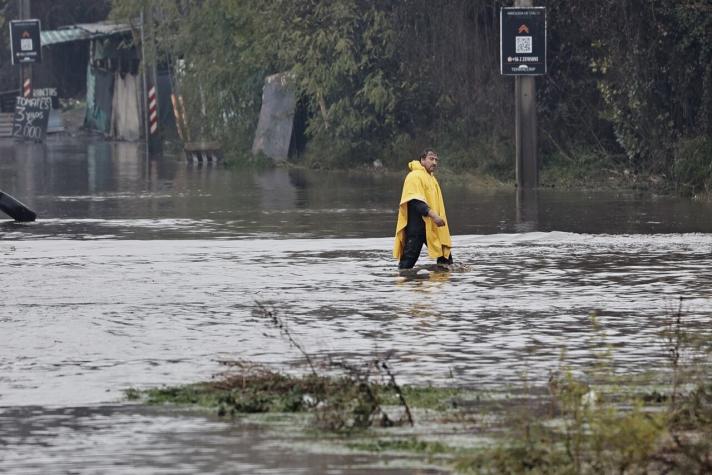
[427,209,446,227]
[411,199,445,227]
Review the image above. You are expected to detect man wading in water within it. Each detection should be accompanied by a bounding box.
[393,149,453,269]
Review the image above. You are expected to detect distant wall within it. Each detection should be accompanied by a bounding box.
[252,73,296,162]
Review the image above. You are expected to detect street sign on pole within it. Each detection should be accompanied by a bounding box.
[500,7,546,76]
[9,19,42,65]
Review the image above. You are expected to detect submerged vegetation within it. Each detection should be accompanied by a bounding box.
[127,366,441,431]
[108,0,712,193]
[128,301,712,473]
[128,303,426,431]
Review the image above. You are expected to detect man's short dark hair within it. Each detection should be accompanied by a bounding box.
[419,148,437,161]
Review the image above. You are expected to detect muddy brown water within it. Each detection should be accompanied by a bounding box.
[2,137,712,473]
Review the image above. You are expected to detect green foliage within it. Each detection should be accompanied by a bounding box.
[269,1,400,147]
[453,308,712,474]
[672,136,712,196]
[540,147,625,189]
[127,369,394,431]
[455,434,569,474]
[107,0,712,185]
[585,1,712,173]
[111,0,274,150]
[455,375,668,472]
[0,1,7,30]
[384,385,465,411]
[438,134,515,179]
[349,437,452,455]
[32,0,111,28]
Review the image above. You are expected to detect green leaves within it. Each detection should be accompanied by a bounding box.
[108,0,712,176]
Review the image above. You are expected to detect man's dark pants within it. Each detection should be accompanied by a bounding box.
[398,234,453,269]
[398,234,426,269]
[398,199,452,269]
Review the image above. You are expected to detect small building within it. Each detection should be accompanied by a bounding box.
[40,22,143,140]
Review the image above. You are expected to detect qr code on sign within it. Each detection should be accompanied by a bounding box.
[515,36,532,54]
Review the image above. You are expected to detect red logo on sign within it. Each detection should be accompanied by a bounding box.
[518,24,529,34]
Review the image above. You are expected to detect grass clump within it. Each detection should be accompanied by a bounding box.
[127,365,477,433]
[382,385,465,411]
[454,302,712,474]
[127,302,422,432]
[128,365,399,430]
[348,437,452,456]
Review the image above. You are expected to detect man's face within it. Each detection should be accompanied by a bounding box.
[421,152,439,173]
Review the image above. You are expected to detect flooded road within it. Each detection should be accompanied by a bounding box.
[3,233,711,406]
[1,404,442,475]
[2,137,712,473]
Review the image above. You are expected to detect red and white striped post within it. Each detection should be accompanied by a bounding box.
[146,84,161,155]
[23,78,31,98]
[148,85,158,135]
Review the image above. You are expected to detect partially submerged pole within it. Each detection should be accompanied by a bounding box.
[18,0,32,101]
[142,4,162,156]
[0,189,36,222]
[514,0,538,188]
[139,10,149,160]
[515,72,537,188]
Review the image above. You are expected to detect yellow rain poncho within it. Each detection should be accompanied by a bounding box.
[393,160,452,260]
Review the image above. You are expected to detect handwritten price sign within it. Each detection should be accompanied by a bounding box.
[12,96,51,141]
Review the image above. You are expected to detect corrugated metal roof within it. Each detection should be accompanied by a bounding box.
[41,22,132,46]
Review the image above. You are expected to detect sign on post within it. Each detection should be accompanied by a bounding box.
[9,19,42,65]
[12,96,51,141]
[33,87,59,109]
[500,7,546,75]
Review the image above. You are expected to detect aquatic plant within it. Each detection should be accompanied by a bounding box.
[128,302,416,432]
[125,302,712,472]
[252,301,414,430]
[454,304,712,474]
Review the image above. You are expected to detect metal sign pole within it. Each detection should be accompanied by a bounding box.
[514,0,538,188]
[145,4,162,156]
[18,0,32,98]
[515,73,537,188]
[139,11,150,161]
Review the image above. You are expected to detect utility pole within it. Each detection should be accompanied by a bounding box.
[143,3,162,156]
[18,0,31,99]
[140,10,149,159]
[514,0,538,188]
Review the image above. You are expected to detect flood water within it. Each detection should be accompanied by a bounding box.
[2,137,712,473]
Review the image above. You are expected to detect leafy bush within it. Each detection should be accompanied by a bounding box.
[109,0,712,186]
[673,136,712,196]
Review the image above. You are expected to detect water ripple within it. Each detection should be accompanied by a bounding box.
[1,232,711,406]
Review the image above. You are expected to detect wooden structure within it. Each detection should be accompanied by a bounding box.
[169,91,223,165]
[184,141,222,165]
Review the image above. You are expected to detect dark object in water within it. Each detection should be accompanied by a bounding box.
[0,190,36,222]
[184,141,222,165]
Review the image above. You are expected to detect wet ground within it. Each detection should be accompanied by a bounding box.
[2,137,712,473]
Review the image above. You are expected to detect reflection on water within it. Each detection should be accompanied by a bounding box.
[2,137,712,473]
[515,188,539,232]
